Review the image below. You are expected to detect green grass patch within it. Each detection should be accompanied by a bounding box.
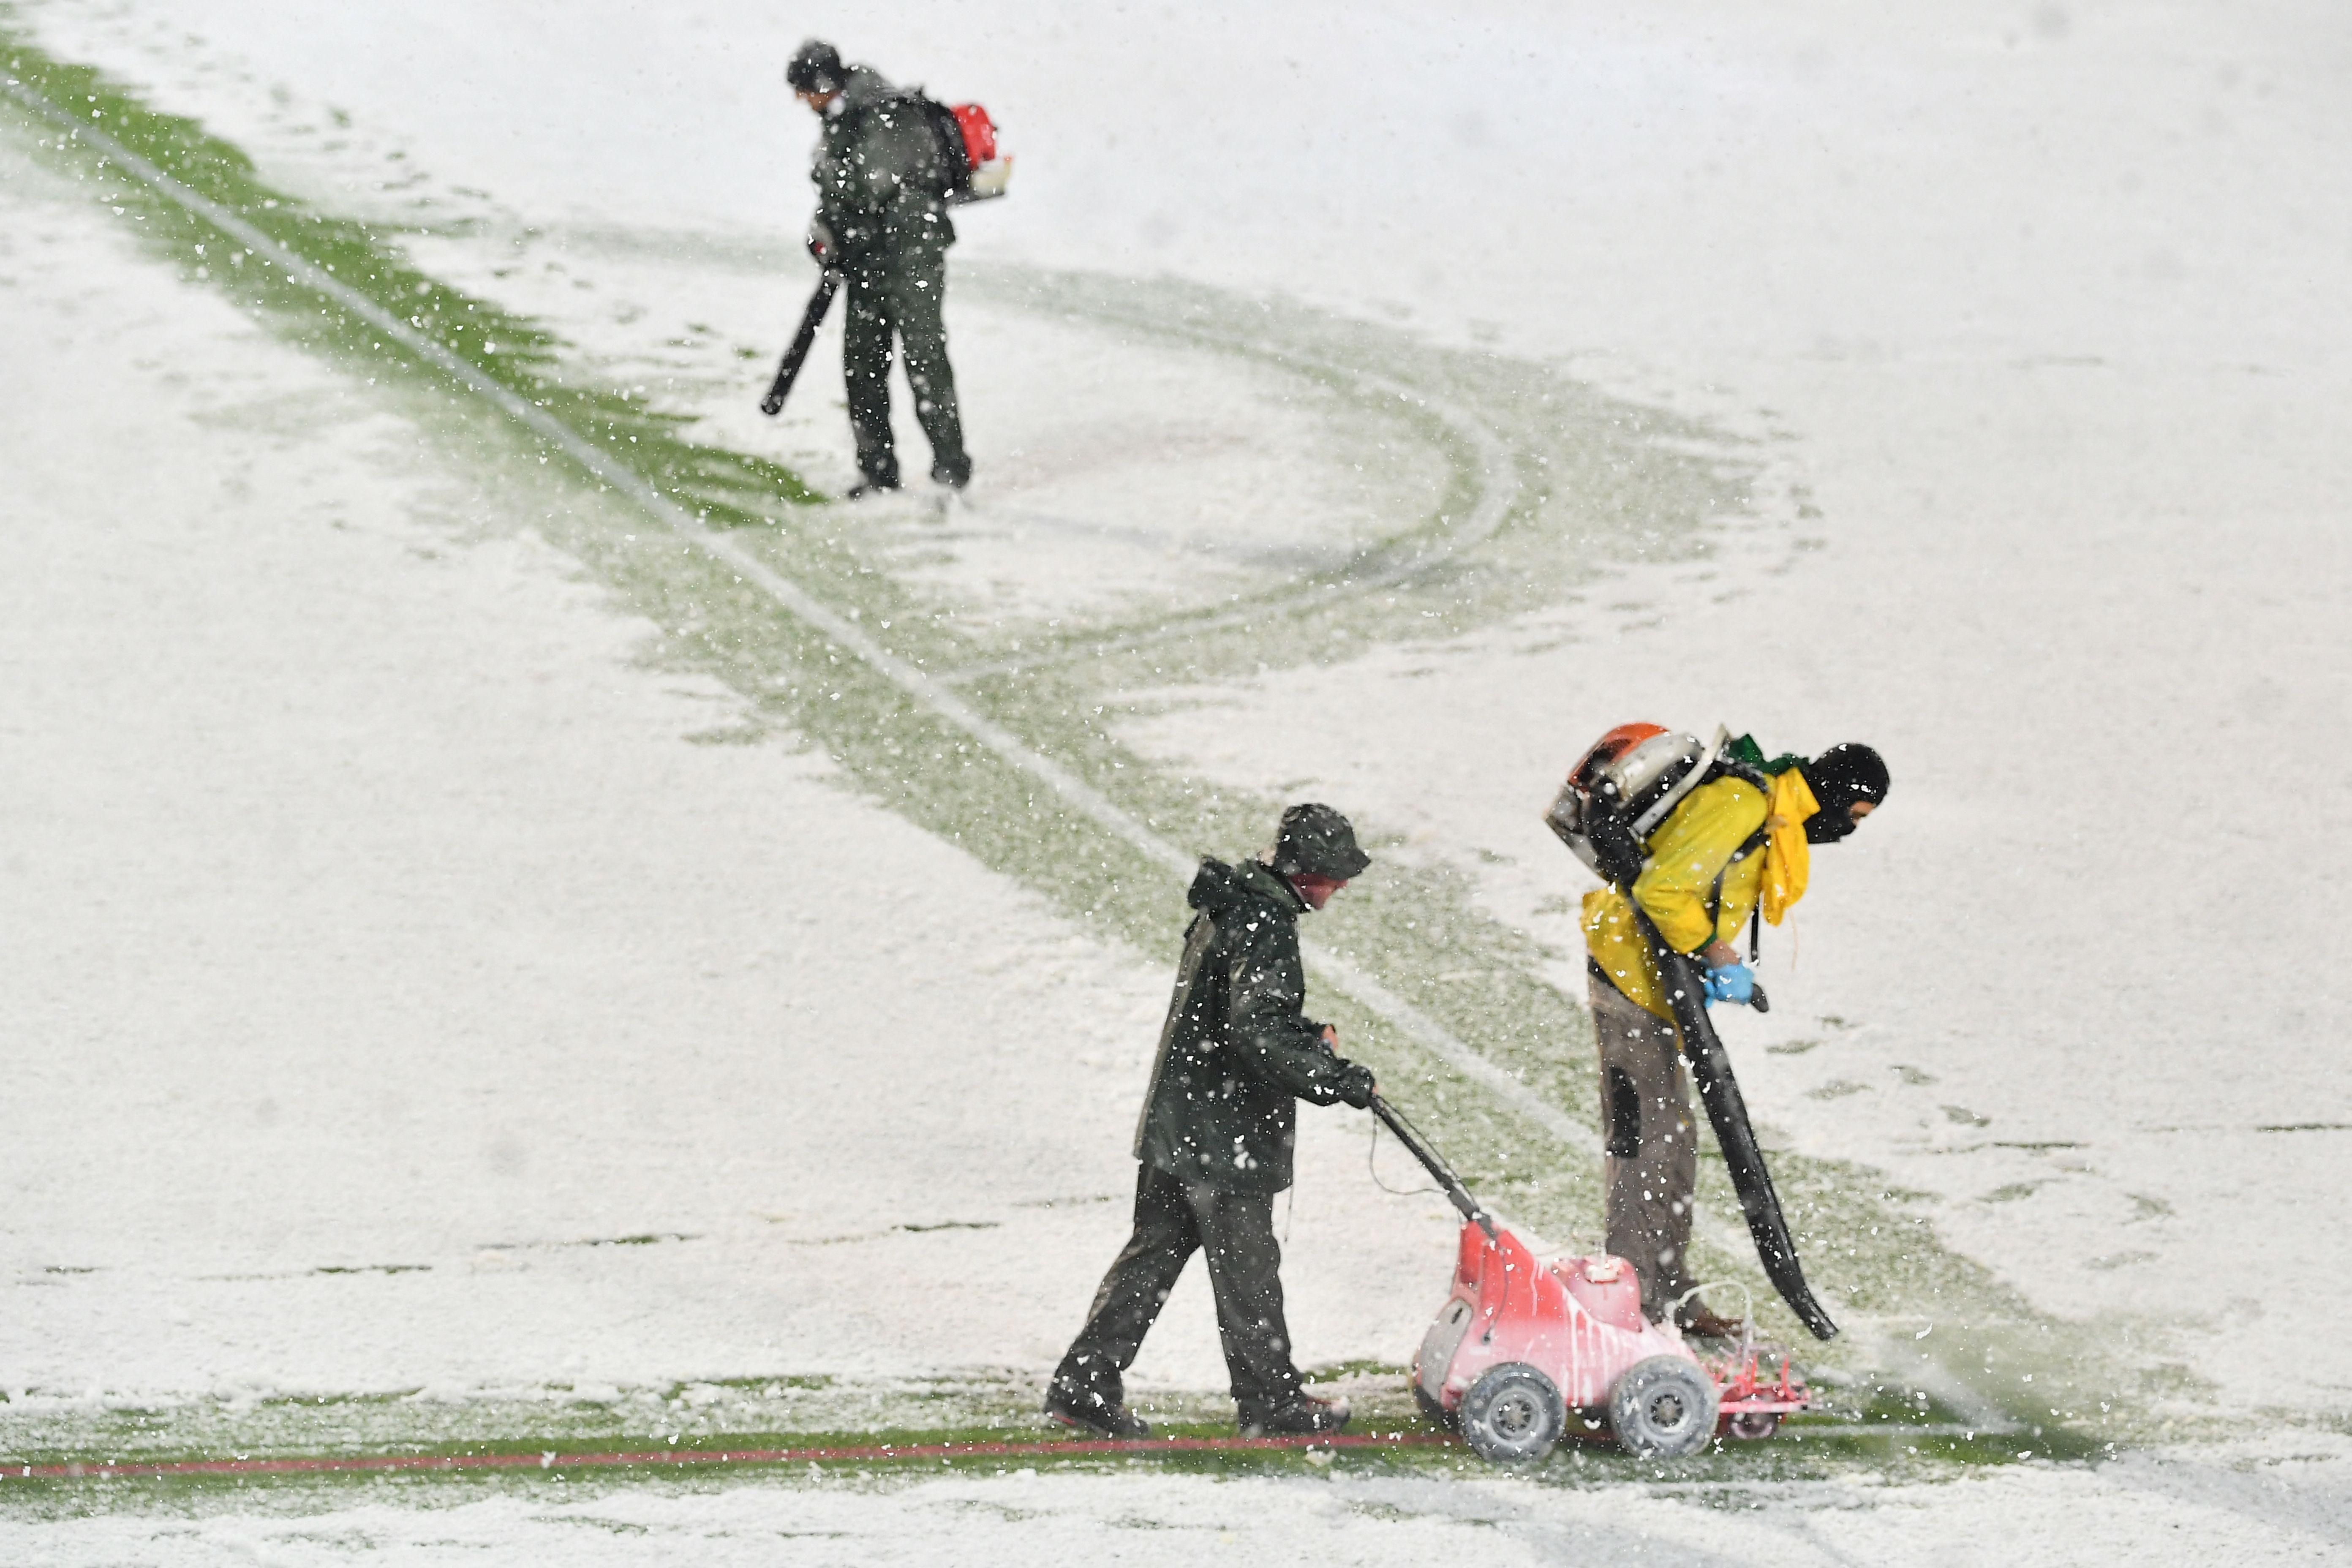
[0,29,819,520]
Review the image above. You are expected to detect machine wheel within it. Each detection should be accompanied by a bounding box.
[1609,1356,1719,1459]
[1722,1410,1781,1442]
[1412,1377,1459,1433]
[1459,1363,1566,1463]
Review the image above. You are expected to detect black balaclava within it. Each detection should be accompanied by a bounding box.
[1799,743,1889,844]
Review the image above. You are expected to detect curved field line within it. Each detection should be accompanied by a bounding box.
[938,364,1522,687]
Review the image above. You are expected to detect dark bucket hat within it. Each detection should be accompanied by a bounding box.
[1271,803,1372,879]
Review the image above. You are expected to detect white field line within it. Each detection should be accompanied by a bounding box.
[0,75,1603,1167]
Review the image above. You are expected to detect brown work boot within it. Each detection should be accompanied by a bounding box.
[1675,1303,1746,1341]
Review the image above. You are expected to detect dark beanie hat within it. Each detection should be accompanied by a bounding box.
[1802,743,1889,814]
[787,39,845,94]
[1271,803,1372,879]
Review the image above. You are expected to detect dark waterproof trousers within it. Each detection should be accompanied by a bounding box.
[842,248,969,490]
[1052,1161,1302,1416]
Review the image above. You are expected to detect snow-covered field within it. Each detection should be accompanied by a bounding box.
[3,0,2349,1560]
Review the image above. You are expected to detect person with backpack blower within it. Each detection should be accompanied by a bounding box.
[784,39,972,497]
[1556,732,1888,1339]
[1045,805,1381,1441]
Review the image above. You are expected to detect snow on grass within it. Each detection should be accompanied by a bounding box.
[0,0,2205,1469]
[6,0,2352,1554]
[5,1438,2351,1565]
[0,115,1455,1440]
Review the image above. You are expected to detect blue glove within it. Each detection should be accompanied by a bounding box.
[1703,964,1756,1007]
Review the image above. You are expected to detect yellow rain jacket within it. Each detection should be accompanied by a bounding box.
[1583,770,1818,1021]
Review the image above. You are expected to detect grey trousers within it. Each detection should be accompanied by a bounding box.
[1590,969,1698,1321]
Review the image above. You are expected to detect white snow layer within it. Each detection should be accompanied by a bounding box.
[5,1446,2351,1566]
[6,0,2352,1558]
[0,149,1452,1401]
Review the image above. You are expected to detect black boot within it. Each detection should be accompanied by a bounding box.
[1238,1392,1350,1438]
[1044,1379,1151,1440]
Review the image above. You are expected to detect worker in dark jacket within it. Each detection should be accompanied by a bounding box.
[1046,805,1379,1440]
[787,39,971,496]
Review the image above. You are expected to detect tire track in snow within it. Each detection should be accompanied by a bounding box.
[937,364,1522,688]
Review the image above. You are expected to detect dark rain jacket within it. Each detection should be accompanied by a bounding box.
[811,66,956,268]
[1133,859,1375,1195]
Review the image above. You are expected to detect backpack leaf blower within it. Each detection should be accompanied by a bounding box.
[1641,914,1837,1341]
[1549,722,1839,1342]
[758,269,840,418]
[915,96,1010,203]
[760,97,1006,418]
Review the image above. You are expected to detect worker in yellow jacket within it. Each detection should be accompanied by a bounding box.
[1582,742,1889,1336]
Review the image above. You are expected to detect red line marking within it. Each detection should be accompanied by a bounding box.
[3,1430,1454,1481]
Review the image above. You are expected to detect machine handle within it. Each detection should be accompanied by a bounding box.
[1370,1094,1497,1238]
